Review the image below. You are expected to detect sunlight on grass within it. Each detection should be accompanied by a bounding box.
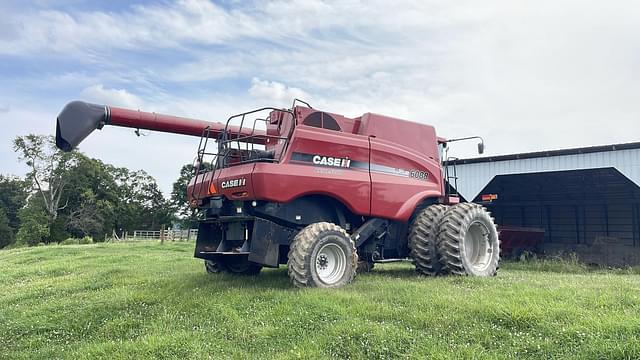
[1,242,639,359]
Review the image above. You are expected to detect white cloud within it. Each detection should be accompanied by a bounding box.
[79,84,144,109]
[248,78,309,106]
[2,0,640,194]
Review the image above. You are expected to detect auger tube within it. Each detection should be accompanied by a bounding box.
[55,100,267,152]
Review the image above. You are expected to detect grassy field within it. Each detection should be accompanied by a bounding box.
[1,242,639,359]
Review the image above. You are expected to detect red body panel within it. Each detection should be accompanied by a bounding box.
[369,137,443,221]
[187,107,445,223]
[109,107,267,144]
[254,125,371,215]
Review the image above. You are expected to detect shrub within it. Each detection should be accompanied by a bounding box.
[60,238,79,245]
[60,237,94,245]
[78,236,94,244]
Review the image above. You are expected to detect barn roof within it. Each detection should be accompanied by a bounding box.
[448,142,640,201]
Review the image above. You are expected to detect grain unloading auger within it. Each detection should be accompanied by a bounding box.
[56,100,267,151]
[56,99,500,288]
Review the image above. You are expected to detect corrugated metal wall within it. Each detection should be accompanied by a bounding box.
[453,147,640,201]
[492,203,638,247]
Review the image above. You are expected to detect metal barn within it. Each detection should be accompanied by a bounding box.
[450,142,640,266]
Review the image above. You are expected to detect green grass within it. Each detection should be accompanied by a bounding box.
[1,242,639,359]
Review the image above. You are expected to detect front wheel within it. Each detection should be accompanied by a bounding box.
[287,222,358,288]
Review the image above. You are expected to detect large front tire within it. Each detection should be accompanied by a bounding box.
[437,203,500,276]
[287,222,358,288]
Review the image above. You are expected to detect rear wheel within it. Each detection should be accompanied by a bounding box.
[204,257,262,275]
[409,204,449,275]
[437,203,500,276]
[204,260,225,273]
[288,222,358,288]
[357,260,374,273]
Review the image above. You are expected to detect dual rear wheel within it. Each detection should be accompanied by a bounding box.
[410,203,500,276]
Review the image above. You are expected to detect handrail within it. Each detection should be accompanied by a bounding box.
[190,106,298,202]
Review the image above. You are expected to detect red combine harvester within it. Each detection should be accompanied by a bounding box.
[56,99,500,287]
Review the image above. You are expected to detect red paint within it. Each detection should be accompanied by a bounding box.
[188,106,446,222]
[108,106,267,144]
[499,226,544,256]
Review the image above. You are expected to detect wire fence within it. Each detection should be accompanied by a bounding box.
[121,229,199,241]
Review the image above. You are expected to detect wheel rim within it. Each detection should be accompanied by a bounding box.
[315,243,347,285]
[463,221,492,272]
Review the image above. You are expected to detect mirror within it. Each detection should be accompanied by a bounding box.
[477,142,484,154]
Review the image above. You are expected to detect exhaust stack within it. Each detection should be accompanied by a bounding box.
[56,100,266,152]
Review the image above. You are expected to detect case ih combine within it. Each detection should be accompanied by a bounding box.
[56,99,500,288]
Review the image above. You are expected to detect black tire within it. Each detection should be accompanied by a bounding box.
[204,257,262,275]
[287,222,358,288]
[205,260,225,273]
[357,260,375,273]
[437,203,500,276]
[409,204,449,275]
[224,257,263,275]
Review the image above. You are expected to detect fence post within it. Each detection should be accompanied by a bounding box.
[160,224,165,244]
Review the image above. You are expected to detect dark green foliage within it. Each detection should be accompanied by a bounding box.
[9,134,175,245]
[15,197,50,246]
[0,176,27,230]
[171,163,210,228]
[171,164,195,219]
[0,208,14,248]
[0,176,28,248]
[13,134,79,227]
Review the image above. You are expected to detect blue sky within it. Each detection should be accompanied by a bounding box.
[2,0,639,195]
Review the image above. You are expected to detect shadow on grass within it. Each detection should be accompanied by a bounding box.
[183,263,428,291]
[502,259,640,275]
[366,268,417,280]
[186,267,295,291]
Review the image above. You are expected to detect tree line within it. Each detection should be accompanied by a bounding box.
[0,134,195,248]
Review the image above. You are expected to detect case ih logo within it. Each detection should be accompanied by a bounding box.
[221,178,246,189]
[312,155,351,168]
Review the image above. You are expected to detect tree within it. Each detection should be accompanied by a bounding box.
[13,135,78,234]
[0,175,28,247]
[67,196,104,237]
[171,164,198,227]
[113,168,173,231]
[59,155,118,239]
[16,197,50,246]
[0,208,14,248]
[13,134,175,243]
